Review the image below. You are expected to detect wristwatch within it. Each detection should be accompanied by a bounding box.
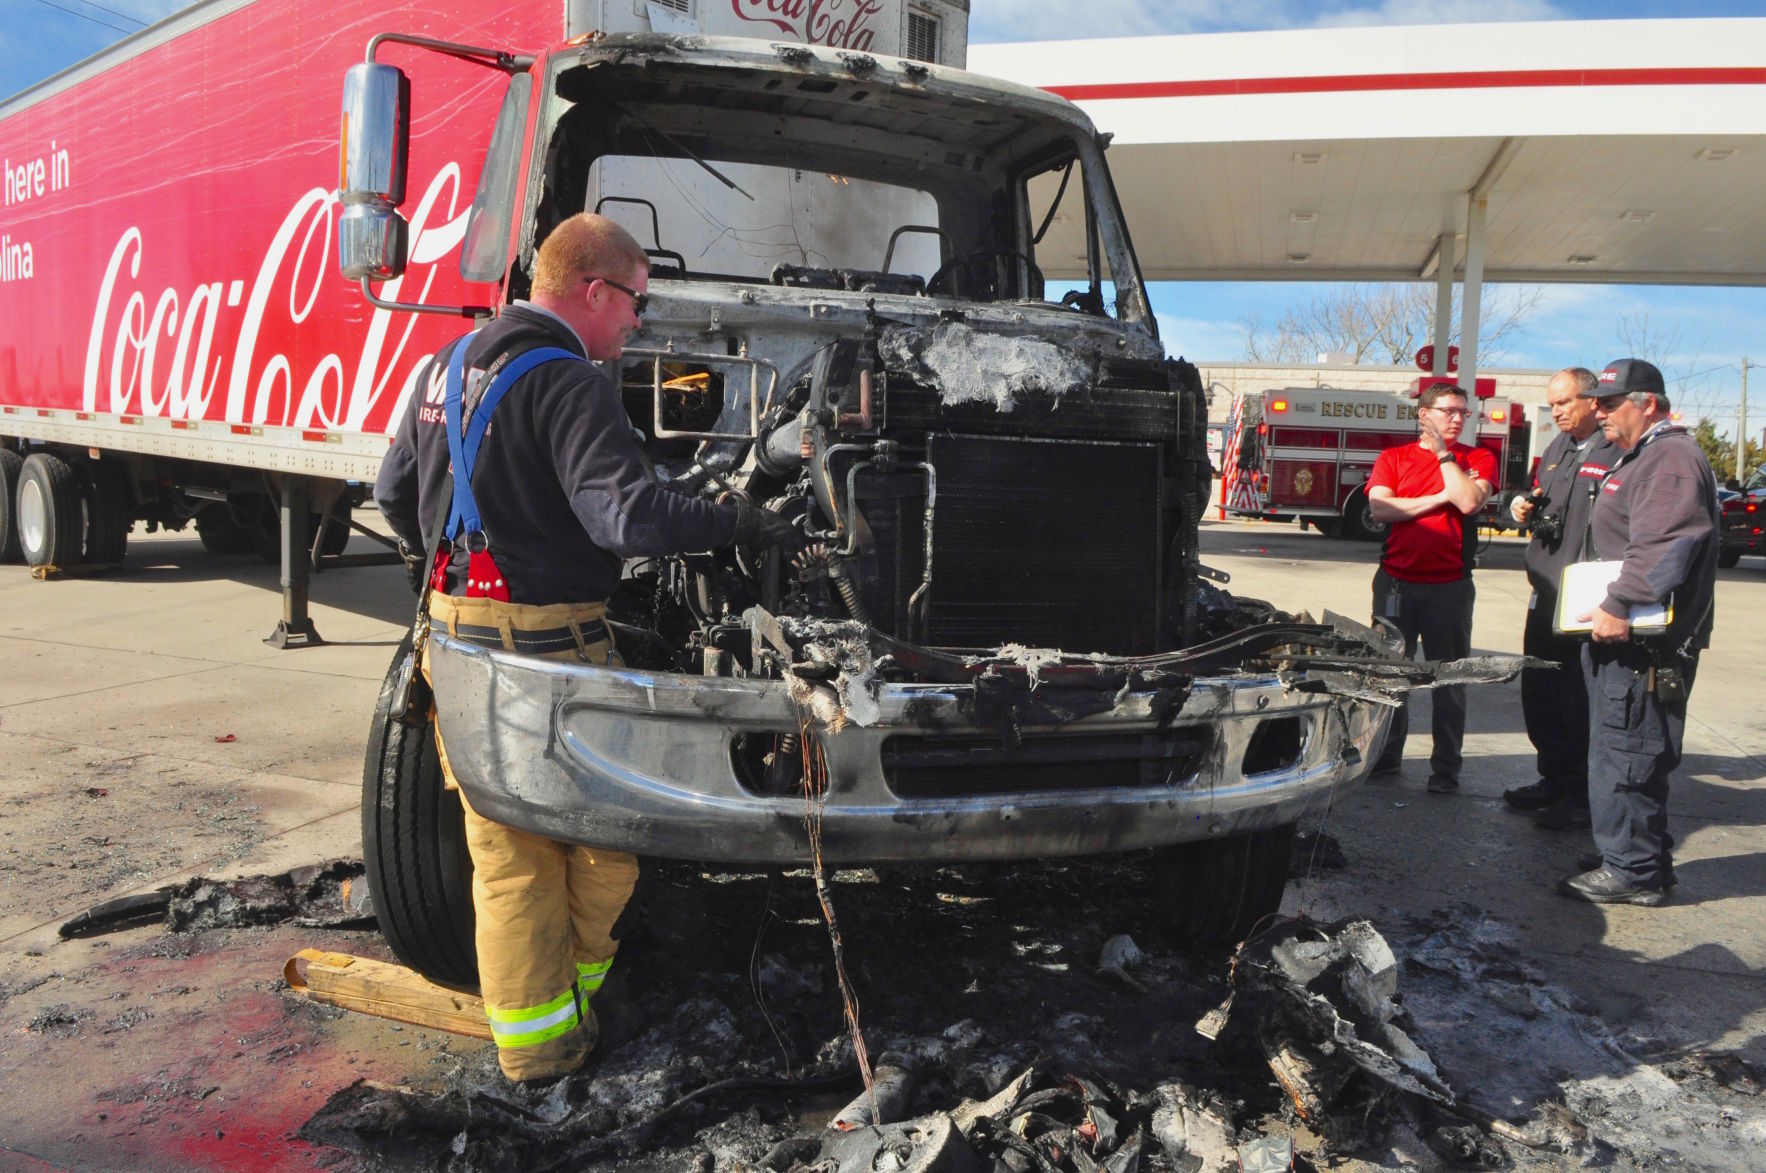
[1437,452,1454,465]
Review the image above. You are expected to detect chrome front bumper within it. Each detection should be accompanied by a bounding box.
[428,632,1394,865]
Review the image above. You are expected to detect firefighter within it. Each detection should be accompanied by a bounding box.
[1365,381,1497,794]
[376,213,795,1083]
[1559,359,1718,906]
[1502,368,1624,831]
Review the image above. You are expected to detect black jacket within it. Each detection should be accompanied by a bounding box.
[1523,428,1624,594]
[1589,424,1719,651]
[375,304,737,604]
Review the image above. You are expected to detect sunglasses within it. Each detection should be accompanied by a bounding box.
[1595,394,1630,411]
[588,276,649,316]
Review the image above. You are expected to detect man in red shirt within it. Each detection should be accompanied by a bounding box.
[1365,381,1497,793]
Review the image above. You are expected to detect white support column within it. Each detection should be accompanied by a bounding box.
[1457,195,1486,397]
[1432,232,1455,378]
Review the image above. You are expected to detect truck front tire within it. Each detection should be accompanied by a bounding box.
[362,632,479,991]
[1154,823,1295,943]
[16,453,85,568]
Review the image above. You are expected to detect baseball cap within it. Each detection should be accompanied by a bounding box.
[1583,358,1665,399]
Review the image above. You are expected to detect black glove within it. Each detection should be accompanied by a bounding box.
[731,500,798,551]
[399,540,426,595]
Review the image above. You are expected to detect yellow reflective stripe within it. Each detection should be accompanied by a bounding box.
[485,989,580,1050]
[576,959,613,994]
[490,1015,580,1050]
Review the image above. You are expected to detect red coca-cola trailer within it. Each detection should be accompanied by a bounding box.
[0,0,964,642]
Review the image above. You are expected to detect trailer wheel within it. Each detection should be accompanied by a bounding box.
[16,453,86,568]
[1718,547,1742,569]
[362,632,479,991]
[1340,489,1388,543]
[316,501,351,557]
[81,460,133,565]
[1153,823,1295,943]
[248,505,347,561]
[0,449,24,563]
[195,505,256,555]
[250,504,283,564]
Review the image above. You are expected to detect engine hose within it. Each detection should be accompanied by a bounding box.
[828,560,872,625]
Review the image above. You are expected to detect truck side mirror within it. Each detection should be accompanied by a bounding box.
[338,62,411,281]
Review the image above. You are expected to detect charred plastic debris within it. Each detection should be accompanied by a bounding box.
[57,860,372,940]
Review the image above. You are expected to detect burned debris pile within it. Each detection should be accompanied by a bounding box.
[297,864,1766,1171]
[294,859,1766,1173]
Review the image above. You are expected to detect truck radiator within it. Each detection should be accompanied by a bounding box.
[910,433,1162,655]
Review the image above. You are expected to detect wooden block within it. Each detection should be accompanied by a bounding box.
[284,949,492,1040]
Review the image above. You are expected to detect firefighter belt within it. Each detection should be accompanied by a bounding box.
[422,592,639,1082]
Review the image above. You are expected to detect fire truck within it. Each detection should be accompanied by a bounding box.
[1220,380,1528,540]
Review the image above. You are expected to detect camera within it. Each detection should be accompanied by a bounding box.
[1523,492,1566,544]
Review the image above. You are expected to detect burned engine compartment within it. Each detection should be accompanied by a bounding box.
[609,317,1215,674]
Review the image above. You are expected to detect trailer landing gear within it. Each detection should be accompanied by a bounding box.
[265,475,322,649]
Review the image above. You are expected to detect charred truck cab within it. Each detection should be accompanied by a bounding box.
[348,33,1514,986]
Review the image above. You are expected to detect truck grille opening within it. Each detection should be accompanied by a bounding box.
[921,434,1163,654]
[882,730,1206,798]
[1242,716,1305,775]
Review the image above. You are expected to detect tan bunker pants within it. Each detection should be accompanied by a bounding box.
[422,593,640,1083]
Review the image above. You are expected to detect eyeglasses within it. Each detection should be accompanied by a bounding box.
[1595,394,1630,411]
[588,276,648,316]
[1428,406,1472,419]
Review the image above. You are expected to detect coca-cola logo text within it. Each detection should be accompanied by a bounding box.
[729,0,883,50]
[83,166,471,433]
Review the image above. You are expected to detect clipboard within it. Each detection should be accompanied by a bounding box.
[1554,560,1672,635]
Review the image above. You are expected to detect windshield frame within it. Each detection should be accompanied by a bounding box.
[518,45,1155,329]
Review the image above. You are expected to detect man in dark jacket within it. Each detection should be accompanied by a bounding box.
[1559,358,1719,906]
[1503,368,1623,830]
[376,213,792,1082]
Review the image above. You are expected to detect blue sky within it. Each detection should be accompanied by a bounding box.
[5,0,1764,434]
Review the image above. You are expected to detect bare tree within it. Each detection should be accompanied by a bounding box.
[1241,283,1545,367]
[1613,309,1722,424]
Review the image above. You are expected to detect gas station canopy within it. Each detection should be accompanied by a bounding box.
[972,19,1766,286]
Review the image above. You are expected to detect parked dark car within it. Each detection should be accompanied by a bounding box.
[1720,467,1766,567]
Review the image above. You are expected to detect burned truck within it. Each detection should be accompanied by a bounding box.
[348,33,1455,989]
